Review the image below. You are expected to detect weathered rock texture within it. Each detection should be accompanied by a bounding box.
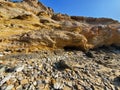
[0,0,120,53]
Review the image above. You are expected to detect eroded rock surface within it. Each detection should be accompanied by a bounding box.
[0,0,120,53]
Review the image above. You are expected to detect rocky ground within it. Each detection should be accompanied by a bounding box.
[0,46,120,90]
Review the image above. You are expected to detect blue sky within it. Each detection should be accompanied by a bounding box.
[40,0,120,21]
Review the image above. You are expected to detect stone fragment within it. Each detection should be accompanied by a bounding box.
[20,79,28,85]
[0,74,13,86]
[0,65,6,73]
[0,54,3,57]
[16,85,23,90]
[37,84,45,90]
[5,85,14,90]
[0,60,3,64]
[54,82,64,89]
[0,85,7,90]
[28,84,35,90]
[67,81,73,87]
[33,81,37,86]
[63,86,72,90]
[15,65,24,72]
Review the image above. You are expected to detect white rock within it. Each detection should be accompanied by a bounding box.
[67,81,73,87]
[33,81,37,86]
[54,82,64,89]
[5,85,14,90]
[0,66,5,73]
[28,85,35,90]
[0,74,13,86]
[0,60,3,64]
[0,53,3,57]
[15,65,24,72]
[16,85,22,90]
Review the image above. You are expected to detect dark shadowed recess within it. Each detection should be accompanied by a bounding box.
[113,76,120,87]
[92,44,120,53]
[63,44,120,52]
[63,46,82,51]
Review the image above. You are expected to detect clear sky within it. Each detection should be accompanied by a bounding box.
[40,0,120,21]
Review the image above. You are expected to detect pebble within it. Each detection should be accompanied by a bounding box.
[67,81,73,87]
[37,84,45,90]
[1,85,7,90]
[0,60,3,64]
[33,81,37,86]
[54,82,64,89]
[16,85,22,90]
[15,65,24,72]
[0,65,6,73]
[28,84,35,90]
[5,85,14,90]
[20,79,28,85]
[0,53,4,57]
[63,86,72,90]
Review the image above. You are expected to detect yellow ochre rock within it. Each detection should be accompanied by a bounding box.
[0,0,120,53]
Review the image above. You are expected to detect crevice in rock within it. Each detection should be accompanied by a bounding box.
[63,46,81,51]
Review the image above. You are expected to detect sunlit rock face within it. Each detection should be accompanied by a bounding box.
[0,0,119,53]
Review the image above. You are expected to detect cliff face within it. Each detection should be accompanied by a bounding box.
[0,0,120,53]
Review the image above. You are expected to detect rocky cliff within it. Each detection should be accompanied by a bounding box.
[0,1,120,90]
[0,0,120,53]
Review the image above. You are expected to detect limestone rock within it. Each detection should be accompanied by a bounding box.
[0,0,119,53]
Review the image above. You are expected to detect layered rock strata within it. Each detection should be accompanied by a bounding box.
[0,0,120,53]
